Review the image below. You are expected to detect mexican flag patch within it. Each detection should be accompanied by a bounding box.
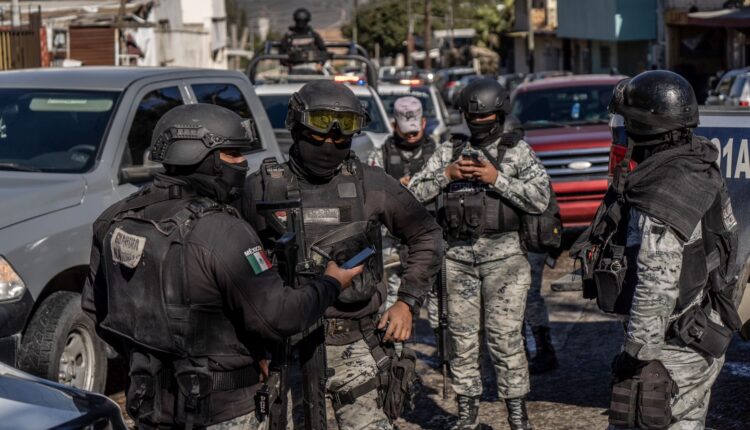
[244,246,272,274]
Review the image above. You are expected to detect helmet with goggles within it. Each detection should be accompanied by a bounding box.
[285,80,370,136]
[150,104,258,167]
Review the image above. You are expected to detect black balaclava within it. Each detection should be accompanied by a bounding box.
[180,151,248,203]
[628,129,689,163]
[290,128,351,182]
[467,113,505,147]
[393,131,426,151]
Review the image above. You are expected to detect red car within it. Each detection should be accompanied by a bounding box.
[511,75,626,228]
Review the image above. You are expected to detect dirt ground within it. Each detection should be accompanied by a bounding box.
[110,254,750,429]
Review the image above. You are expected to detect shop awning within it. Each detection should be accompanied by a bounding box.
[688,7,750,27]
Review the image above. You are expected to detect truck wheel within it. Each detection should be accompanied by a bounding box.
[18,291,107,393]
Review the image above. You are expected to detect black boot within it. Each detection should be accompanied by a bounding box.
[529,326,558,374]
[505,397,532,430]
[451,395,480,430]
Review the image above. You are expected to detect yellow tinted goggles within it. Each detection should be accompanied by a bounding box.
[304,110,365,135]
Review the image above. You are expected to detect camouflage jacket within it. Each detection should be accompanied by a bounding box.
[407,135,550,264]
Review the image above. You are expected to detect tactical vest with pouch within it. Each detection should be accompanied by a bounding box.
[96,186,260,429]
[575,184,740,359]
[382,136,436,180]
[257,157,383,304]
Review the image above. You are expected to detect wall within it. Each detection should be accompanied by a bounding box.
[558,0,656,41]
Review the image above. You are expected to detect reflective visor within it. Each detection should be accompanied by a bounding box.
[303,110,365,135]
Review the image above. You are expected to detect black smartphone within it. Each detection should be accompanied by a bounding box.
[461,149,481,163]
[341,246,377,269]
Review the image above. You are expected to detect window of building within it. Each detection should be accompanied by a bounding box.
[600,45,611,69]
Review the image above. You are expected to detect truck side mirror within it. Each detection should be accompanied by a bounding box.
[447,110,463,126]
[119,164,164,184]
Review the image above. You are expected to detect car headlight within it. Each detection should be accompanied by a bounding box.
[0,256,26,301]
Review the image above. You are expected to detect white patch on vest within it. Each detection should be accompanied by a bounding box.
[723,200,738,231]
[110,227,146,269]
[303,207,340,224]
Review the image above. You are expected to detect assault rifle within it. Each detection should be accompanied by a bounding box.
[255,199,328,430]
[436,259,450,400]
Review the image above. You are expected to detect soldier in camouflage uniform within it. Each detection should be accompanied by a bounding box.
[244,81,442,430]
[409,79,550,430]
[574,71,738,430]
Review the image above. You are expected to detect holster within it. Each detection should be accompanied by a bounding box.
[382,347,420,420]
[670,301,733,358]
[608,360,676,430]
[593,244,631,314]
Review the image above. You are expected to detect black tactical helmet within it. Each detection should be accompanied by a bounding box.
[293,8,311,27]
[609,70,699,136]
[150,104,257,166]
[456,78,511,115]
[286,80,370,136]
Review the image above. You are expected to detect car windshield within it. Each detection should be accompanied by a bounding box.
[0,89,120,173]
[512,85,614,129]
[379,90,437,119]
[259,93,389,134]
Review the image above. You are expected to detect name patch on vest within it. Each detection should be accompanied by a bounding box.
[723,200,738,231]
[244,245,272,274]
[110,227,146,269]
[338,183,357,198]
[304,207,340,224]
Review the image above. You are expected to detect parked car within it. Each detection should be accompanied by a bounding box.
[498,73,526,92]
[705,67,750,106]
[0,67,282,393]
[0,362,126,429]
[435,66,477,107]
[609,106,750,340]
[377,82,461,143]
[255,81,393,158]
[726,71,750,107]
[511,74,626,228]
[523,70,573,83]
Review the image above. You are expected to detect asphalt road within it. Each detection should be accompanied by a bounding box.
[110,254,750,429]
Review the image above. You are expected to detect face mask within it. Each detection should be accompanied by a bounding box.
[294,132,351,179]
[467,115,504,146]
[184,152,248,203]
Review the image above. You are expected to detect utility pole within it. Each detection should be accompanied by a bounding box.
[407,0,414,66]
[11,0,19,27]
[526,0,535,73]
[424,0,432,70]
[352,0,358,44]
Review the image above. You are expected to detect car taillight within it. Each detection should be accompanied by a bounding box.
[608,144,637,177]
[740,100,750,107]
[446,81,458,88]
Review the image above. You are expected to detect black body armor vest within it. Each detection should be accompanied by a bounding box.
[96,187,259,428]
[382,136,436,180]
[280,29,327,64]
[575,185,740,358]
[257,158,383,305]
[438,135,521,241]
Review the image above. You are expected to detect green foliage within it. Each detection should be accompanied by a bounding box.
[343,0,515,58]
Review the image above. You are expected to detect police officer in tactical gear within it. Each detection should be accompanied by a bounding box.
[82,103,363,430]
[280,8,327,67]
[410,79,551,430]
[243,80,443,429]
[573,70,740,429]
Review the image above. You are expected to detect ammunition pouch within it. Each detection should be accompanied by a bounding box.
[439,181,520,241]
[669,300,733,358]
[609,360,676,430]
[520,182,563,254]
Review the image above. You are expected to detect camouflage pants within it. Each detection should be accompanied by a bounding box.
[608,345,724,430]
[447,254,531,399]
[524,252,550,329]
[326,339,392,430]
[206,411,267,429]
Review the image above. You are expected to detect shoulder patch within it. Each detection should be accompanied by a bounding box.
[723,200,738,231]
[110,227,146,269]
[244,245,272,274]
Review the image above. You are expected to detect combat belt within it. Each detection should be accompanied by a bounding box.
[324,315,419,420]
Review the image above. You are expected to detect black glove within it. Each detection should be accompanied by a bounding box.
[611,351,648,382]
